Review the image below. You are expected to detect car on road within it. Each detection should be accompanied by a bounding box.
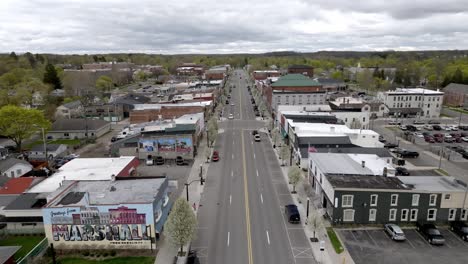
[285,204,301,224]
[254,134,261,142]
[450,221,468,241]
[396,149,419,158]
[228,114,234,119]
[230,103,235,106]
[212,151,219,162]
[378,135,386,143]
[384,143,398,149]
[395,167,410,176]
[384,223,406,241]
[416,221,445,245]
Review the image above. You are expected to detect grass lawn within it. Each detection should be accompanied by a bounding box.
[435,168,449,176]
[448,107,468,115]
[385,126,399,132]
[326,227,344,254]
[0,235,44,260]
[59,257,155,264]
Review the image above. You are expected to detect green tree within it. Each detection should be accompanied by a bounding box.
[95,75,114,93]
[43,63,62,89]
[9,52,18,61]
[280,143,290,166]
[356,69,374,92]
[0,105,51,151]
[288,166,302,193]
[164,198,198,255]
[453,68,464,84]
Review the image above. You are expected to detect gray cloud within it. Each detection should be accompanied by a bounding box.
[0,0,467,54]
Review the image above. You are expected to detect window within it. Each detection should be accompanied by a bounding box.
[429,194,437,206]
[427,209,437,221]
[10,171,14,177]
[389,209,397,221]
[16,169,22,176]
[410,209,418,221]
[448,209,457,221]
[444,194,451,200]
[369,209,377,221]
[370,194,378,206]
[343,209,355,222]
[401,209,409,221]
[342,195,354,208]
[390,194,398,206]
[461,209,468,221]
[64,133,69,137]
[412,194,420,206]
[363,117,366,122]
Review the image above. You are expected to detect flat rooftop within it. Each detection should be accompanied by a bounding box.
[27,157,136,193]
[278,105,331,112]
[397,176,467,192]
[291,121,379,137]
[47,178,167,207]
[310,153,394,176]
[133,101,212,110]
[328,175,407,190]
[386,88,444,95]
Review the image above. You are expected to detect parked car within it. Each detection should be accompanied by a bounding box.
[155,156,164,165]
[176,156,188,166]
[146,158,153,166]
[451,125,459,131]
[212,151,219,162]
[228,114,234,119]
[455,137,463,143]
[432,125,442,131]
[252,130,258,135]
[423,125,433,131]
[416,221,445,245]
[444,137,455,143]
[450,221,468,241]
[378,135,386,143]
[111,137,117,142]
[413,120,425,125]
[384,223,406,241]
[388,121,401,125]
[435,137,444,143]
[425,137,435,143]
[285,204,301,224]
[433,133,444,138]
[413,132,424,138]
[462,137,468,142]
[428,120,441,124]
[384,143,399,149]
[444,133,453,139]
[406,125,417,132]
[395,167,410,176]
[399,125,408,131]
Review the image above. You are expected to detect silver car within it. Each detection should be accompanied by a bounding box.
[384,223,406,241]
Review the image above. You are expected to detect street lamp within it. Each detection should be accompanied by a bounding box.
[34,125,48,162]
[184,171,205,202]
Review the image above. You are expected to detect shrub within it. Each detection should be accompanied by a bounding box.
[82,250,90,256]
[110,250,117,257]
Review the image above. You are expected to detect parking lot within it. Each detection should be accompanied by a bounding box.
[337,228,468,264]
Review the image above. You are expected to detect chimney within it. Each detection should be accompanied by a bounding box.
[383,167,388,177]
[361,160,365,168]
[111,174,116,182]
[330,126,335,133]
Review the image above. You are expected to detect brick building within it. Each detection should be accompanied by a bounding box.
[287,65,314,77]
[443,83,468,107]
[129,104,209,124]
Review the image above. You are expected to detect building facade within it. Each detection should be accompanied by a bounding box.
[378,88,444,118]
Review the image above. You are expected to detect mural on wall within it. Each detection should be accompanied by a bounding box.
[176,138,192,153]
[139,139,157,152]
[46,206,153,243]
[157,138,175,152]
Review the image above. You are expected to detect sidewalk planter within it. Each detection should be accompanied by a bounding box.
[326,227,344,254]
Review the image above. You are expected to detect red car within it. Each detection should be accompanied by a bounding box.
[425,137,435,143]
[435,137,444,143]
[212,151,219,162]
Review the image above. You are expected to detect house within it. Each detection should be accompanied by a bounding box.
[0,158,33,178]
[0,246,21,264]
[0,177,45,214]
[377,88,444,118]
[266,74,326,112]
[129,102,211,124]
[55,100,83,119]
[0,147,8,160]
[42,177,171,249]
[2,192,48,233]
[28,144,68,161]
[111,93,151,118]
[443,83,468,107]
[313,78,347,92]
[329,96,389,119]
[287,65,314,77]
[47,118,111,140]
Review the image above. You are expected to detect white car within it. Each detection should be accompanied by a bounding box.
[451,126,459,131]
[443,126,452,131]
[254,134,261,142]
[384,223,406,241]
[228,114,234,119]
[444,133,452,139]
[146,159,154,166]
[230,103,235,106]
[414,132,424,138]
[462,137,468,142]
[423,125,433,131]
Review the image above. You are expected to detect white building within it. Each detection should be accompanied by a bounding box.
[377,88,444,118]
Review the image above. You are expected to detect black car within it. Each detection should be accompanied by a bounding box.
[155,156,164,165]
[384,143,398,149]
[428,120,441,124]
[111,137,117,142]
[176,156,188,166]
[397,150,419,158]
[406,125,417,132]
[433,125,442,131]
[395,167,410,176]
[285,204,301,224]
[252,130,258,135]
[416,221,445,245]
[450,221,468,241]
[378,136,386,143]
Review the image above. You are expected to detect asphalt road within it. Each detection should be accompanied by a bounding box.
[191,70,316,264]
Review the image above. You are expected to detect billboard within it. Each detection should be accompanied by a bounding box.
[43,205,155,248]
[139,139,157,152]
[176,138,192,153]
[158,138,175,152]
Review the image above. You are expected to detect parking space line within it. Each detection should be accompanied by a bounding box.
[446,230,468,247]
[405,235,416,249]
[349,231,363,251]
[414,230,433,248]
[365,230,378,246]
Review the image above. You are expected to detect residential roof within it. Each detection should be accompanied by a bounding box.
[0,195,18,208]
[4,192,47,210]
[309,153,394,176]
[0,158,32,173]
[62,100,82,109]
[0,177,44,195]
[443,83,468,94]
[30,144,64,152]
[397,176,467,192]
[272,74,321,87]
[327,175,406,190]
[0,246,22,264]
[48,178,167,206]
[51,118,109,132]
[27,157,136,193]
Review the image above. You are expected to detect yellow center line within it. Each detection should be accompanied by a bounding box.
[241,131,254,264]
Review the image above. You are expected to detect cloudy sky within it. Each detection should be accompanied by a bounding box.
[1,0,468,54]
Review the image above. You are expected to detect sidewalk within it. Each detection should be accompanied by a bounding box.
[269,135,355,264]
[155,134,210,264]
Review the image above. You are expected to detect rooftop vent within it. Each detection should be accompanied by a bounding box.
[361,161,366,168]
